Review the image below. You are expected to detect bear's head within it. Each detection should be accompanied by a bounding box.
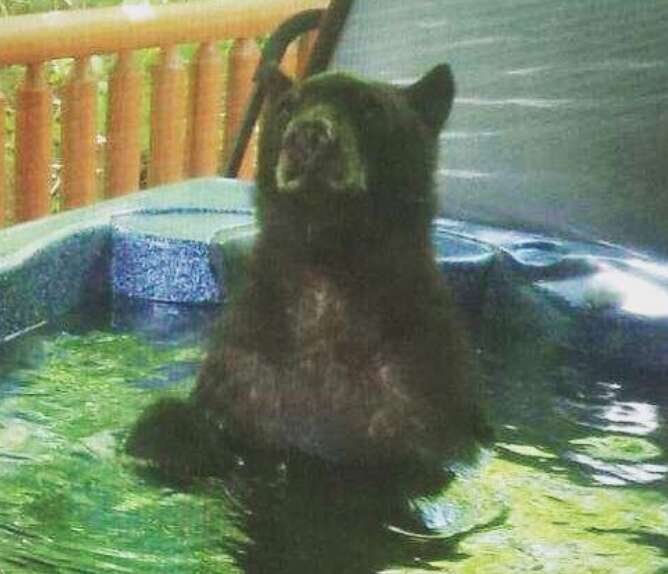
[256,64,455,249]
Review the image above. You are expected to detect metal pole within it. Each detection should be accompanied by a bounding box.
[224,0,356,178]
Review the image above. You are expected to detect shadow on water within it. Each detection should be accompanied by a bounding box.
[227,459,455,574]
[586,528,668,559]
[127,396,502,574]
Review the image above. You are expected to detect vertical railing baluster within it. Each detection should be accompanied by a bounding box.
[15,63,52,222]
[188,41,223,178]
[281,41,299,77]
[0,91,6,227]
[62,56,97,209]
[149,45,188,186]
[296,31,317,78]
[223,38,261,181]
[106,51,142,197]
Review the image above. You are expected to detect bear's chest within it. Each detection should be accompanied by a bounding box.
[290,273,347,338]
[224,271,422,460]
[282,271,381,358]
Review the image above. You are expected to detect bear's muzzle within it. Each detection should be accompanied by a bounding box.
[276,111,367,195]
[281,118,338,179]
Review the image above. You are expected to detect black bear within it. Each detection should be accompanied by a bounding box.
[191,63,489,468]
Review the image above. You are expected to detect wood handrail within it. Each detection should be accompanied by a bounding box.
[0,0,327,65]
[0,0,330,226]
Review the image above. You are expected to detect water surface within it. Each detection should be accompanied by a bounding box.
[0,301,666,573]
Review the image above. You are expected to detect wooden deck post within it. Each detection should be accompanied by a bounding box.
[62,56,97,209]
[149,45,188,186]
[106,51,142,197]
[188,42,223,178]
[15,63,52,222]
[223,38,261,181]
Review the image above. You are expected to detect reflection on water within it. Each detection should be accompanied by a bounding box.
[0,301,666,573]
[598,401,660,435]
[541,263,668,319]
[559,382,662,437]
[225,460,486,574]
[567,452,668,487]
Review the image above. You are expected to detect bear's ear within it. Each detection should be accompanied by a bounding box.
[405,63,455,133]
[257,63,294,98]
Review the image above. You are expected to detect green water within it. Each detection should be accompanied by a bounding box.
[0,321,244,573]
[0,307,666,573]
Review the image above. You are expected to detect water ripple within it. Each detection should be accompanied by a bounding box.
[597,402,661,436]
[567,452,668,486]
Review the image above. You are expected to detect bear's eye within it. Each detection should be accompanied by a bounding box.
[360,96,385,125]
[275,93,298,121]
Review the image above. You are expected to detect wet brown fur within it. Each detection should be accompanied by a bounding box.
[193,65,489,467]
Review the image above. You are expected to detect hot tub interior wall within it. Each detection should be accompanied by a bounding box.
[333,0,668,255]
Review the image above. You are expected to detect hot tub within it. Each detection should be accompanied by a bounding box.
[0,178,666,573]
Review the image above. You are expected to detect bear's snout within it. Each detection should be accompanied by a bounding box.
[282,119,337,174]
[275,117,351,194]
[275,108,367,195]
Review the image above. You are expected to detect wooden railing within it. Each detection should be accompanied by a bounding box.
[0,0,326,227]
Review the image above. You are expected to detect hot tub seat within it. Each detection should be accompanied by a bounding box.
[2,177,668,376]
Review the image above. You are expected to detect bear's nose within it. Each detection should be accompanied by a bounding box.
[281,119,337,172]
